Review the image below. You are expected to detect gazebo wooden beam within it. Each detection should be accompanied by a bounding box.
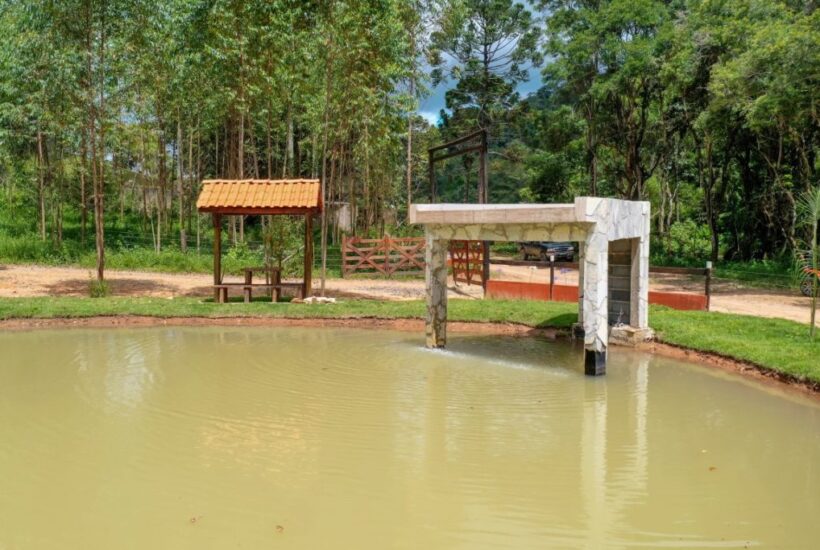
[212,213,222,303]
[303,213,314,298]
[198,207,321,216]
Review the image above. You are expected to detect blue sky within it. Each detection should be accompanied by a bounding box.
[417,66,544,125]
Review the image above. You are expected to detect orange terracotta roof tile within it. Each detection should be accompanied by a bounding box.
[196,179,322,213]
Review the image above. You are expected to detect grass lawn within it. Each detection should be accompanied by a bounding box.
[0,296,817,384]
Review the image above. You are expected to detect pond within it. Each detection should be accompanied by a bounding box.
[0,326,818,548]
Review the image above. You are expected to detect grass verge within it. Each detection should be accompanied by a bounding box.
[0,296,816,384]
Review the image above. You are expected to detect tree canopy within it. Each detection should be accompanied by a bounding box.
[0,0,817,278]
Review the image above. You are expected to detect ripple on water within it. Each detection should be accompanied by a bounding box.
[0,326,818,549]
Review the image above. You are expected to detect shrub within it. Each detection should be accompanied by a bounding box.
[88,276,110,298]
[660,220,712,264]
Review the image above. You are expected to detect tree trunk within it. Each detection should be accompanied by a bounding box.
[177,117,187,252]
[36,129,47,241]
[284,105,294,178]
[319,37,334,296]
[94,0,106,283]
[406,87,414,222]
[238,109,245,242]
[585,101,597,196]
[80,132,88,244]
[187,125,194,235]
[248,112,259,178]
[266,100,273,179]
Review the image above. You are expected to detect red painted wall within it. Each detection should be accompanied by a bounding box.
[648,290,707,311]
[486,280,577,303]
[486,280,707,311]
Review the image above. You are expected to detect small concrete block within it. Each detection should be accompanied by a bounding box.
[609,326,655,347]
[584,349,606,376]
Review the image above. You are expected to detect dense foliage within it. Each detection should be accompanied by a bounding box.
[0,0,817,278]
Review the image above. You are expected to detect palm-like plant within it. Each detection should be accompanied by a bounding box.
[796,187,820,338]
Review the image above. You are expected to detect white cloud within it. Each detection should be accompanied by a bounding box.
[418,111,440,125]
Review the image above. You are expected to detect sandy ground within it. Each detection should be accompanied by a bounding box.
[0,262,816,326]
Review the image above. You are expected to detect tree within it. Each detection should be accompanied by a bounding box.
[541,0,672,200]
[430,0,542,132]
[399,0,436,218]
[710,4,819,253]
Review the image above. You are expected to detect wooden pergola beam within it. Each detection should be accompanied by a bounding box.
[427,129,485,153]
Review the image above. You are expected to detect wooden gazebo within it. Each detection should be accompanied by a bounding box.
[196,179,322,303]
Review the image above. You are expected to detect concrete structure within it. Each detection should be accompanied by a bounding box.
[409,197,651,375]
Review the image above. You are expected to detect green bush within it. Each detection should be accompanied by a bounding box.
[87,277,110,298]
[659,220,711,264]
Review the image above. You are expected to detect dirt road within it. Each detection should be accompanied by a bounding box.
[0,263,815,326]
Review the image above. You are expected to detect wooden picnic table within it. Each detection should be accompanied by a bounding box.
[213,266,302,304]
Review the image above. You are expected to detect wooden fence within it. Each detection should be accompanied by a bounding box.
[341,236,425,277]
[341,237,712,310]
[450,240,485,286]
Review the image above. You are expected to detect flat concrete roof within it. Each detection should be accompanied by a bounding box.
[409,203,580,225]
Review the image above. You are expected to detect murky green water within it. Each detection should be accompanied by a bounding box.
[0,326,818,549]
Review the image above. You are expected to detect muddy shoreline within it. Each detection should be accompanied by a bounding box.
[2,314,817,399]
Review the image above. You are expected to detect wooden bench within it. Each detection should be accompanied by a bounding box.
[213,267,304,303]
[213,282,304,303]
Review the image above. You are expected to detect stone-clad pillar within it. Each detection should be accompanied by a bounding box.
[425,231,449,348]
[576,240,585,329]
[582,229,609,375]
[630,203,650,329]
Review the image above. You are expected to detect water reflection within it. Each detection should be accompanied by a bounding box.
[0,327,817,549]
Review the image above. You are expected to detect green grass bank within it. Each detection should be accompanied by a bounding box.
[0,296,817,385]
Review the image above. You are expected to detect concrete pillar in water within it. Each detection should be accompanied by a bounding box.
[582,229,609,375]
[425,231,449,348]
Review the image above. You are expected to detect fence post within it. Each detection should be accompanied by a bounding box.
[340,236,347,278]
[705,260,713,311]
[549,254,555,301]
[482,241,490,294]
[384,235,391,278]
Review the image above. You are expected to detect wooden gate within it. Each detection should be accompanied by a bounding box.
[342,236,425,277]
[449,240,485,286]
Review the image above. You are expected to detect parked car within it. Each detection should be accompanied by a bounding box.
[519,242,575,262]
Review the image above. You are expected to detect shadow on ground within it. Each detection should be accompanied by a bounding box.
[45,278,180,297]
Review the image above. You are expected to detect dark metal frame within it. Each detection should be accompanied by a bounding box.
[427,129,490,290]
[427,129,488,204]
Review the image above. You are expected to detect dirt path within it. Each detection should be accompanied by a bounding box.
[0,264,482,302]
[0,263,815,326]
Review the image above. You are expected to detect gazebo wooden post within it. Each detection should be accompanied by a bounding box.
[213,213,222,303]
[303,213,314,298]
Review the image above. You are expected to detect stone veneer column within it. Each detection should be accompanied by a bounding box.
[630,203,650,329]
[425,231,449,348]
[582,227,609,375]
[577,240,585,328]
